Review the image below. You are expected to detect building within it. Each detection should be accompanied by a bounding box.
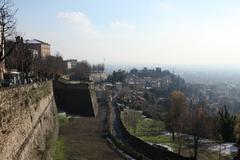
[64,59,78,70]
[25,39,51,58]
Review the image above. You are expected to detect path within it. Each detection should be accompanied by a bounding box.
[59,89,123,160]
[60,117,123,160]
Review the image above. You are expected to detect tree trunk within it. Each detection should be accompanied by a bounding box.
[0,24,5,61]
[172,131,175,142]
[0,25,5,79]
[177,133,181,155]
[194,135,198,160]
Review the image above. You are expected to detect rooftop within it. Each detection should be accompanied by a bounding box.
[25,39,50,45]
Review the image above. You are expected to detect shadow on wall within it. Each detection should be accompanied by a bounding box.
[53,80,95,117]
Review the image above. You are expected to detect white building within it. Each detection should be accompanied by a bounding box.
[64,59,77,70]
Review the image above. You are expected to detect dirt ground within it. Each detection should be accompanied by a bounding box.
[60,97,123,160]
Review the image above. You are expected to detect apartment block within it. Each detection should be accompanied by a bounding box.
[25,39,51,58]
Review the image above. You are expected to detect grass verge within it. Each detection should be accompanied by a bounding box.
[52,137,65,160]
[52,114,69,160]
[58,115,69,125]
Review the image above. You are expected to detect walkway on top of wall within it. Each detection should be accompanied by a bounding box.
[59,98,123,160]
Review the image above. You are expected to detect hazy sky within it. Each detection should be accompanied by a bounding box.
[15,0,240,65]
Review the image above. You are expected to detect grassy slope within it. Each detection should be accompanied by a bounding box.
[121,110,164,136]
[52,137,65,160]
[121,109,233,160]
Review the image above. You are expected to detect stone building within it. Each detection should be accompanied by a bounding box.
[64,59,78,70]
[25,39,51,58]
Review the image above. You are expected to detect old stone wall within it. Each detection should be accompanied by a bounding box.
[107,99,192,160]
[89,83,99,116]
[53,80,98,117]
[0,82,58,160]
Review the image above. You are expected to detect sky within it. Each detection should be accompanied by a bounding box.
[14,0,240,66]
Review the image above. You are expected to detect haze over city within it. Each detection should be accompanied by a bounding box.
[15,0,240,66]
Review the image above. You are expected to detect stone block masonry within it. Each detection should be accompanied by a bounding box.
[0,82,58,160]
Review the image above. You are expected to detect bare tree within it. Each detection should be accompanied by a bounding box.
[0,0,17,61]
[165,91,188,155]
[5,36,33,77]
[166,91,188,142]
[70,60,91,81]
[38,54,65,79]
[0,0,17,79]
[234,115,240,159]
[218,105,236,142]
[189,105,206,160]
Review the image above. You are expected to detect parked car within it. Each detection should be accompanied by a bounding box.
[2,79,14,87]
[0,79,3,87]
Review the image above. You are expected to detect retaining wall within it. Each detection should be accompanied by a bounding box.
[0,82,58,160]
[110,101,192,160]
[53,80,98,117]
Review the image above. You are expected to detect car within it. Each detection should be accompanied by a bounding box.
[2,79,14,87]
[0,79,3,87]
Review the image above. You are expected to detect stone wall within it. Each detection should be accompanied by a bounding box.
[89,83,99,116]
[0,82,58,160]
[53,80,98,117]
[107,99,192,160]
